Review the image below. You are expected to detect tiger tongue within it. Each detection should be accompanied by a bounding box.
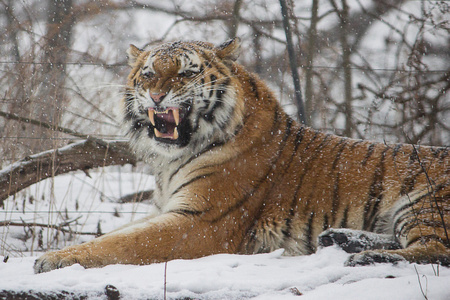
[154,127,179,140]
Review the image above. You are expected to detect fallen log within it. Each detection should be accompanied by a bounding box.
[0,137,136,207]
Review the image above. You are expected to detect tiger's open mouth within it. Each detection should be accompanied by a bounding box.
[148,107,186,140]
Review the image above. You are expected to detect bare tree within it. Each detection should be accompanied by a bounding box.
[37,0,75,137]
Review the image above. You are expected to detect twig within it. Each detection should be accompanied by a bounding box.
[0,110,88,139]
[414,265,428,300]
[164,261,168,300]
[410,144,449,246]
[117,190,154,203]
[59,216,82,227]
[0,220,99,236]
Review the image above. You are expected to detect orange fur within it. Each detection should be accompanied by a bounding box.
[34,39,449,273]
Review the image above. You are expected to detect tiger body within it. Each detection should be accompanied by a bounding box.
[34,39,450,273]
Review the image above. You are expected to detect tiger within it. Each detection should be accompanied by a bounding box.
[34,38,450,273]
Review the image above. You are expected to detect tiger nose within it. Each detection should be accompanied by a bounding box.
[150,92,166,104]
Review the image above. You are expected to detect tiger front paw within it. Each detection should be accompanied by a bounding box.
[34,249,86,273]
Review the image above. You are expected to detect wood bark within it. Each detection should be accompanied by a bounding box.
[0,137,136,206]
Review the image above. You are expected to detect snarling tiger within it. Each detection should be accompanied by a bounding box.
[34,38,450,273]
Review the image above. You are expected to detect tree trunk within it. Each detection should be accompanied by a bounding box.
[340,0,353,138]
[304,0,319,126]
[5,0,20,62]
[34,0,75,151]
[227,0,243,38]
[331,0,353,137]
[279,0,306,125]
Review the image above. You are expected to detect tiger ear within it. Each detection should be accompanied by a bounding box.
[216,37,241,62]
[127,44,143,67]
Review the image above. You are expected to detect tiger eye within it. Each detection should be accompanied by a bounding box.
[141,70,154,79]
[180,70,196,78]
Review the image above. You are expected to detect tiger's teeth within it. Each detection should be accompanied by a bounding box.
[154,128,163,138]
[173,108,180,125]
[148,109,155,126]
[173,127,179,139]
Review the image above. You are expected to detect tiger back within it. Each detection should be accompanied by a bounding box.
[34,38,450,273]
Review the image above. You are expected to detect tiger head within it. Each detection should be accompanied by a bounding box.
[123,38,244,159]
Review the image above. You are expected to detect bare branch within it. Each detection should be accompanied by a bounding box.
[0,110,88,139]
[117,190,154,204]
[0,220,99,236]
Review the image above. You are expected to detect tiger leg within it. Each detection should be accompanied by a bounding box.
[347,186,450,266]
[345,238,450,266]
[34,212,232,273]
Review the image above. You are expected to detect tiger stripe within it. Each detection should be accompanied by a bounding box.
[331,139,349,225]
[34,39,450,274]
[362,148,388,231]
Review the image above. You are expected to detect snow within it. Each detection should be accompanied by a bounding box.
[1,247,449,299]
[1,2,449,297]
[1,168,450,299]
[1,167,157,254]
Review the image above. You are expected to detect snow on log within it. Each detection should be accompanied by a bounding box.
[0,137,136,206]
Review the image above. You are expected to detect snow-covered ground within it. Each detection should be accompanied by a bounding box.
[1,168,449,299]
[1,248,449,299]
